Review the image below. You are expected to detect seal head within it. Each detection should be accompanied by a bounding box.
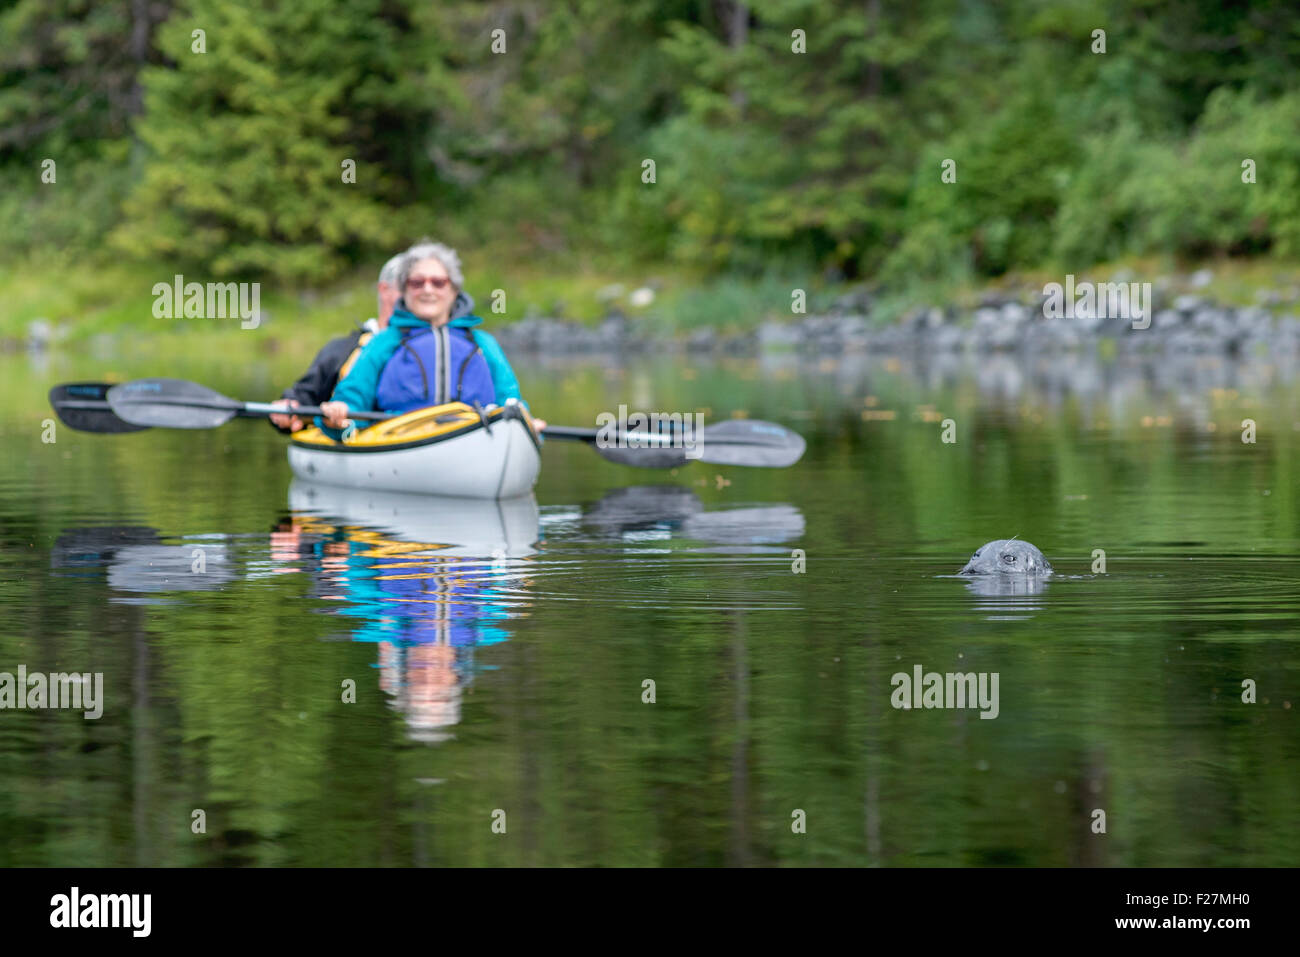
[959,539,1052,576]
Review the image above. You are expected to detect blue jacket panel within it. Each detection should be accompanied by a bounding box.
[376,325,497,412]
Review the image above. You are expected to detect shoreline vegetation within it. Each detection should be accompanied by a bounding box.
[5,2,1300,367]
[7,255,1300,362]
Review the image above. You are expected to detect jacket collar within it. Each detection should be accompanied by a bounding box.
[392,290,477,326]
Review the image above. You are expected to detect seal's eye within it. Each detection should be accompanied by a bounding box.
[973,550,981,559]
[1002,553,1016,564]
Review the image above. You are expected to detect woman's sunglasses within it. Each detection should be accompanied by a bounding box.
[406,276,452,290]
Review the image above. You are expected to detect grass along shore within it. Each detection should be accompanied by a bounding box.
[5,252,1300,361]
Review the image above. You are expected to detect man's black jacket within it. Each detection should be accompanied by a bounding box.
[271,324,372,433]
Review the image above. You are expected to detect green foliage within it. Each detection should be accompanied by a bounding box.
[1054,90,1300,265]
[109,0,419,281]
[655,271,818,331]
[0,0,154,158]
[0,142,135,260]
[1129,89,1300,258]
[622,0,965,276]
[5,0,1300,294]
[884,67,1075,282]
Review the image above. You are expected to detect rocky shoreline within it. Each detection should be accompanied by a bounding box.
[491,282,1300,357]
[15,274,1300,358]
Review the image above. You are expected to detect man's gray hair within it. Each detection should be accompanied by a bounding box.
[398,240,465,292]
[377,253,404,286]
[376,252,404,313]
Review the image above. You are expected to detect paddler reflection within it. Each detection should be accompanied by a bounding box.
[283,481,539,743]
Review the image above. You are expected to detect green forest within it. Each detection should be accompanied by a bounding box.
[3,0,1300,317]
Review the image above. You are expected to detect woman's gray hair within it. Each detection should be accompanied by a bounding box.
[397,241,464,292]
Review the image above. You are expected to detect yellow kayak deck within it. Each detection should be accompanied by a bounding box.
[292,402,533,452]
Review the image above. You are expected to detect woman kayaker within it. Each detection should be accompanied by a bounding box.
[318,241,544,437]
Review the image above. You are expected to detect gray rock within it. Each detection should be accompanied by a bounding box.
[596,315,628,347]
[835,315,870,338]
[757,321,799,350]
[687,328,717,351]
[932,325,964,351]
[27,318,53,349]
[1001,303,1029,325]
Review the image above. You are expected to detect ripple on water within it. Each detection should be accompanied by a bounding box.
[479,552,803,611]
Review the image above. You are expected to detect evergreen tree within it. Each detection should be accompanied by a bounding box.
[111,0,425,281]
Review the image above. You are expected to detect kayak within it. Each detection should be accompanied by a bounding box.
[287,399,541,499]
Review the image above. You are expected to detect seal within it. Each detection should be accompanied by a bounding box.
[959,539,1052,576]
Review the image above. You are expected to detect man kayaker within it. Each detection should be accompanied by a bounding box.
[318,241,545,436]
[268,253,404,433]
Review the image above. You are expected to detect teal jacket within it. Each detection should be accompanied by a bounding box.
[316,296,524,440]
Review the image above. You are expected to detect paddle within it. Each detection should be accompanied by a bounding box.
[544,418,806,468]
[84,376,807,469]
[51,381,275,433]
[106,378,391,429]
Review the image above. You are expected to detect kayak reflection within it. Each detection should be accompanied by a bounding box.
[285,480,540,743]
[288,481,539,558]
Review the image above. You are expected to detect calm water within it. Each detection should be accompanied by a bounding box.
[2,345,1297,866]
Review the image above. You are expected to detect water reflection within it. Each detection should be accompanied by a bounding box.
[47,484,805,746]
[17,342,1300,866]
[750,349,1298,429]
[961,575,1049,598]
[283,483,807,741]
[959,574,1050,622]
[51,526,234,601]
[107,545,234,594]
[582,485,805,548]
[51,525,162,570]
[286,482,540,743]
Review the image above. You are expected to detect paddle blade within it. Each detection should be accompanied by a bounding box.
[107,378,240,429]
[593,445,690,468]
[696,419,806,467]
[551,417,807,468]
[49,383,149,434]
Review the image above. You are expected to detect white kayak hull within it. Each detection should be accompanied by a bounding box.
[287,403,541,500]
